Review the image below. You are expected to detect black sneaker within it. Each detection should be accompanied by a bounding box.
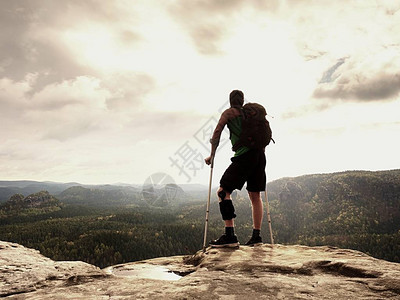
[245,235,262,246]
[210,234,239,248]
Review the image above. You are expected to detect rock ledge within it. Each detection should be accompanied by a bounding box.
[1,241,400,299]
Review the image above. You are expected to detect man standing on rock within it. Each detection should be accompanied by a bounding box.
[205,89,271,247]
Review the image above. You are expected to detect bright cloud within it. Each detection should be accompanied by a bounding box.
[0,0,399,185]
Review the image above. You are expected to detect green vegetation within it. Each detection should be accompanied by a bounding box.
[0,169,399,268]
[0,205,207,268]
[0,191,63,217]
[268,170,400,262]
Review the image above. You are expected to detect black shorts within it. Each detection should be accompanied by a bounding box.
[219,149,266,193]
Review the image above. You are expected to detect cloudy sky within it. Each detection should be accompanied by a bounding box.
[1,0,399,186]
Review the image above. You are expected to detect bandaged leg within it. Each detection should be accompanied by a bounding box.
[219,199,236,220]
[218,189,237,221]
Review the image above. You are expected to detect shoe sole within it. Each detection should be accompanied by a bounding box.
[244,242,263,247]
[210,242,240,248]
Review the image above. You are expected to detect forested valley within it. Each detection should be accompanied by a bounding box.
[0,169,399,268]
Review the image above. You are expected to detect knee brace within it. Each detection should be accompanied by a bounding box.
[218,190,226,201]
[219,199,237,220]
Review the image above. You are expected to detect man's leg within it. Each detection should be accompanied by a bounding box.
[209,187,238,248]
[244,149,266,245]
[248,191,263,230]
[211,151,247,248]
[217,187,235,227]
[245,191,263,245]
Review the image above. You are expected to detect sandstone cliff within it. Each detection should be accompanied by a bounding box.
[1,240,400,299]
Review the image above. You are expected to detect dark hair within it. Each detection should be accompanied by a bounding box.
[229,90,244,108]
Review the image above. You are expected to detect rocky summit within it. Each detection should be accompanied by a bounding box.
[1,241,400,299]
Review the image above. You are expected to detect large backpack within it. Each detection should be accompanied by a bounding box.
[232,102,274,151]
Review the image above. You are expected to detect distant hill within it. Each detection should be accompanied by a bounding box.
[0,191,62,215]
[0,181,81,203]
[57,186,142,207]
[265,169,400,262]
[0,180,204,206]
[58,183,189,207]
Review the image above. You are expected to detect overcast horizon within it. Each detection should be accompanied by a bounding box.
[1,1,399,186]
